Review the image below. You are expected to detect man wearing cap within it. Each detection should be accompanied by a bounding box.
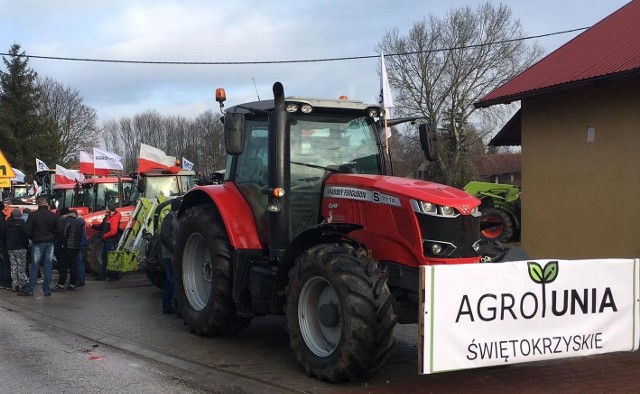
[20,196,64,296]
[96,203,122,281]
[6,208,29,291]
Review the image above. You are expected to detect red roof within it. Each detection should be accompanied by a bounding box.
[472,153,521,177]
[476,0,640,108]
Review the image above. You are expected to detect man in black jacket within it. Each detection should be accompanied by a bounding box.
[53,207,84,291]
[6,208,29,291]
[0,202,11,289]
[160,198,181,314]
[19,196,64,296]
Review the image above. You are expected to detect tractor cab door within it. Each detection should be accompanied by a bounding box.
[233,121,270,244]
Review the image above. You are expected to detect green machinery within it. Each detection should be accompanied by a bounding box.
[463,181,521,243]
[107,195,176,288]
[105,169,195,287]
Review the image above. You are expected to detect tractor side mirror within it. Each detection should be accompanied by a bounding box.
[224,112,246,155]
[419,124,438,162]
[137,178,145,194]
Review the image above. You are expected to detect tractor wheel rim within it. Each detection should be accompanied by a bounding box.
[298,276,341,357]
[482,216,503,239]
[183,233,213,311]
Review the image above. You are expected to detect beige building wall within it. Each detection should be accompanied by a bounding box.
[521,78,640,259]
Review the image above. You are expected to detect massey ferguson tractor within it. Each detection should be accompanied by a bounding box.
[174,82,482,382]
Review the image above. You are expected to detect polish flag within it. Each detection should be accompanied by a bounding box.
[138,143,181,174]
[79,151,109,176]
[55,164,85,185]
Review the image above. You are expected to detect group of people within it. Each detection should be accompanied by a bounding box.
[0,197,87,296]
[1,196,180,313]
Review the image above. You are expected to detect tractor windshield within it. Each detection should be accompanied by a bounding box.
[12,185,29,198]
[51,188,74,210]
[290,115,381,176]
[82,181,134,212]
[145,176,181,198]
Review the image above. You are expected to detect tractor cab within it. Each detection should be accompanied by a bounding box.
[135,169,195,199]
[221,88,440,250]
[80,176,135,212]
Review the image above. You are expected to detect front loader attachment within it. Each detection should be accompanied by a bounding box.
[107,196,166,272]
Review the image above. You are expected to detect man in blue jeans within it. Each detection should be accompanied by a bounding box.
[19,196,64,296]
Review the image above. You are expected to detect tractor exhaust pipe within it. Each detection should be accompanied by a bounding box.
[267,82,291,259]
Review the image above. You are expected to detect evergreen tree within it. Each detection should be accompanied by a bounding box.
[0,43,59,171]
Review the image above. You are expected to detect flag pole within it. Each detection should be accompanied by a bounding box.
[384,116,390,155]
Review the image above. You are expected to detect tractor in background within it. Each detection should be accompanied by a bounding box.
[106,169,195,287]
[79,176,136,274]
[463,181,521,243]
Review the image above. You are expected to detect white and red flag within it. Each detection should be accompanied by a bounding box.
[55,164,85,185]
[138,143,181,174]
[79,151,109,176]
[93,148,124,172]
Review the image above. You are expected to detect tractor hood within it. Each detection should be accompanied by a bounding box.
[325,174,480,213]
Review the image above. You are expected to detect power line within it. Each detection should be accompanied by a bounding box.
[0,27,588,66]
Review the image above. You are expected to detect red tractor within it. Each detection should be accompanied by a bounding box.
[174,83,482,382]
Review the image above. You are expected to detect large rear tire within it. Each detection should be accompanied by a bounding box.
[86,236,104,275]
[286,244,397,382]
[174,204,250,336]
[480,207,514,242]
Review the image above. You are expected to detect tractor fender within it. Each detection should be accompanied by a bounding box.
[282,223,364,266]
[178,183,262,250]
[267,223,364,313]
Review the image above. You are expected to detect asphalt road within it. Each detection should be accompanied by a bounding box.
[1,272,640,393]
[0,306,247,393]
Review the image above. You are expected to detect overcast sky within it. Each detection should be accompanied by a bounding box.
[0,0,631,125]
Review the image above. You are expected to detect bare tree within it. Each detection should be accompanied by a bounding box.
[194,110,225,174]
[37,76,100,165]
[379,2,542,187]
[101,109,224,175]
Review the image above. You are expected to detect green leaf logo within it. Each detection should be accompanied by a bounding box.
[527,261,559,284]
[526,261,559,318]
[528,262,544,283]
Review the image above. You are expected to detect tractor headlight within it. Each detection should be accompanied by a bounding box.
[411,200,461,218]
[441,206,455,216]
[418,201,437,215]
[285,103,299,113]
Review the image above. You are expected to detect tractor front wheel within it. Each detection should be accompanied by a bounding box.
[480,207,514,242]
[174,204,250,336]
[85,236,104,275]
[286,244,397,382]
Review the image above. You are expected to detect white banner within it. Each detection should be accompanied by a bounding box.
[93,148,123,171]
[419,259,640,374]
